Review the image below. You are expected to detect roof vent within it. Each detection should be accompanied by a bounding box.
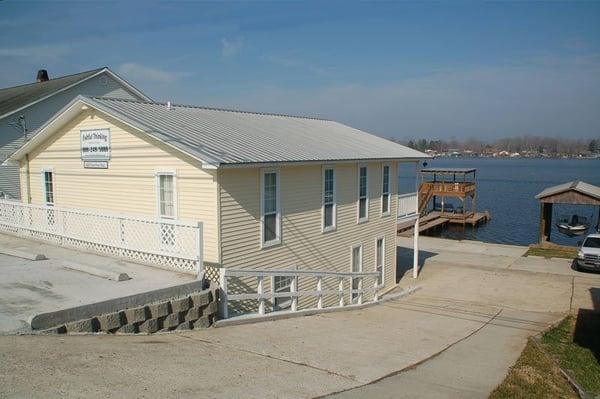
[167,101,172,110]
[36,69,49,82]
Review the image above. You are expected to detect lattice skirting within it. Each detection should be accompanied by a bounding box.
[203,264,221,283]
[0,223,199,274]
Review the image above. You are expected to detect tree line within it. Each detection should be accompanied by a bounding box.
[393,136,600,154]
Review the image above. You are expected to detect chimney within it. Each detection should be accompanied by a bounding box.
[36,69,49,82]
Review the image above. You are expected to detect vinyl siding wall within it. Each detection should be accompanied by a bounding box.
[219,162,400,310]
[20,110,219,263]
[1,72,144,199]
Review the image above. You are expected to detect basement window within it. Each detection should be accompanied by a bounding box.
[376,237,385,286]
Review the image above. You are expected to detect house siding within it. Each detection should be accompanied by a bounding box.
[219,162,400,304]
[21,110,219,264]
[1,72,144,199]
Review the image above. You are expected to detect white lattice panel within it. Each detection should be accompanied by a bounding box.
[0,199,202,274]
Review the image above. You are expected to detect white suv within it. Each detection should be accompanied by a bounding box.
[577,233,600,271]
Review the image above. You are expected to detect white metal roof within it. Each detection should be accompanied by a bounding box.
[535,180,600,201]
[6,96,428,168]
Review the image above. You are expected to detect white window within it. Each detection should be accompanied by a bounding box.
[376,237,385,286]
[273,275,292,310]
[357,165,368,222]
[42,170,54,206]
[381,164,390,215]
[351,245,362,302]
[261,169,281,247]
[322,166,336,232]
[156,172,176,219]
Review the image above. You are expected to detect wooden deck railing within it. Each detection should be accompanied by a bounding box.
[219,268,382,319]
[421,182,476,195]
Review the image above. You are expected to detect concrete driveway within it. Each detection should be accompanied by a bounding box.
[0,234,194,333]
[1,236,598,398]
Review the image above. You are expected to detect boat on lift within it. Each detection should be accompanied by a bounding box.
[556,215,590,236]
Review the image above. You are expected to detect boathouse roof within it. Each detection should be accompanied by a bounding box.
[536,180,600,205]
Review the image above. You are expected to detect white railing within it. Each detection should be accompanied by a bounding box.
[219,268,382,319]
[397,192,418,220]
[0,199,203,275]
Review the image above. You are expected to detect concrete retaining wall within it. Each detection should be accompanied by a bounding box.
[40,283,219,334]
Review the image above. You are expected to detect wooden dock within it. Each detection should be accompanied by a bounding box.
[398,211,491,237]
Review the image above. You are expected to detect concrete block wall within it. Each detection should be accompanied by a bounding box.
[42,286,219,335]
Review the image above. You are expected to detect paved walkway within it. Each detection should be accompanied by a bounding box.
[1,236,598,398]
[326,307,558,399]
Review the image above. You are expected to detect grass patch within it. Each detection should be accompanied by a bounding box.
[491,315,600,398]
[490,338,577,399]
[541,315,600,395]
[526,247,577,259]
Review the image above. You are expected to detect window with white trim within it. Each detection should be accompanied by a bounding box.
[381,165,390,215]
[43,171,54,206]
[322,167,336,231]
[358,166,368,222]
[261,170,281,247]
[157,173,175,219]
[376,237,385,286]
[273,275,292,310]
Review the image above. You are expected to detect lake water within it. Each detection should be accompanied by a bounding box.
[399,158,600,246]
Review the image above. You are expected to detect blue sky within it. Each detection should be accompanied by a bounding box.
[1,1,599,140]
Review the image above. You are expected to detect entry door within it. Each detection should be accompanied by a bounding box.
[351,245,362,302]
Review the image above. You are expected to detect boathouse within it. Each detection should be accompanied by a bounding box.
[3,95,428,318]
[536,180,600,246]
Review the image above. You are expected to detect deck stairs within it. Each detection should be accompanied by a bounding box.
[418,184,434,215]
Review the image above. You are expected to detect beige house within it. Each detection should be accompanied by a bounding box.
[4,96,426,315]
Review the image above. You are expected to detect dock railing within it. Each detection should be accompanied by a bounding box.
[219,268,382,320]
[0,199,203,275]
[422,181,476,195]
[397,192,418,220]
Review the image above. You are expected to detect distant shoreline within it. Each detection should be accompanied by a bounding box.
[430,156,600,160]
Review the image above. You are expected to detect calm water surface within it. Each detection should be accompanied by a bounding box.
[400,158,600,246]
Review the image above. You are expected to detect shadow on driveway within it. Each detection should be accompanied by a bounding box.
[396,246,438,283]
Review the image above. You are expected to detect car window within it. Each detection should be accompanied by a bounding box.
[583,237,600,248]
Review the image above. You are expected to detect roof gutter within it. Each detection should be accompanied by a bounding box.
[218,157,429,170]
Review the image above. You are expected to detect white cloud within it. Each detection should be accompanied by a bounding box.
[117,63,180,84]
[264,54,298,68]
[220,38,243,58]
[263,53,329,77]
[206,55,600,140]
[0,44,71,61]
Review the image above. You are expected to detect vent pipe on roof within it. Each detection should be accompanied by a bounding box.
[167,101,172,110]
[36,69,49,82]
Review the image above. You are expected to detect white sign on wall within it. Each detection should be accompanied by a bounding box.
[80,128,111,161]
